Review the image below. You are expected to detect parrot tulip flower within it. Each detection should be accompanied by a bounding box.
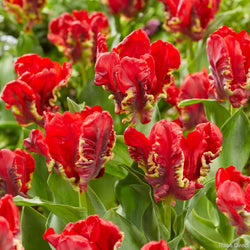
[95,28,180,125]
[43,214,123,249]
[48,10,110,64]
[216,166,250,235]
[124,121,222,202]
[207,25,250,108]
[24,106,115,192]
[1,54,72,127]
[0,148,35,197]
[3,0,46,32]
[157,0,222,41]
[141,239,170,250]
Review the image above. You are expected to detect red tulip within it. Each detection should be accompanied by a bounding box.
[43,215,123,250]
[0,194,23,250]
[24,106,115,191]
[124,121,222,202]
[141,239,170,250]
[1,54,72,127]
[178,68,215,130]
[207,25,250,108]
[48,10,109,64]
[95,28,180,125]
[102,0,145,18]
[3,0,46,32]
[216,166,250,235]
[157,0,221,41]
[0,149,35,197]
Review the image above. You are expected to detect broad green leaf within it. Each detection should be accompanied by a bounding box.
[67,97,85,113]
[178,99,230,128]
[47,213,67,234]
[211,108,250,175]
[85,186,107,217]
[14,196,87,224]
[103,209,147,250]
[47,168,79,206]
[27,154,52,201]
[88,173,120,210]
[142,204,160,241]
[21,206,50,250]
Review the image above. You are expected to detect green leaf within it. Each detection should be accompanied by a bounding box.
[16,31,43,56]
[227,235,250,250]
[67,97,85,113]
[211,108,250,175]
[86,186,107,217]
[21,206,50,250]
[47,168,79,206]
[103,209,147,250]
[14,196,87,224]
[0,100,16,123]
[27,154,52,201]
[0,122,22,149]
[178,99,230,128]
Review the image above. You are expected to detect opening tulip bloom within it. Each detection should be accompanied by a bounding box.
[102,0,145,18]
[124,121,222,202]
[1,54,72,127]
[47,10,110,64]
[24,106,115,191]
[3,0,46,32]
[215,166,250,235]
[95,28,181,125]
[207,25,250,108]
[157,0,221,41]
[43,214,123,249]
[0,148,35,198]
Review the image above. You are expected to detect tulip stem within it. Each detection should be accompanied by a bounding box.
[79,61,87,89]
[187,38,194,60]
[79,190,88,213]
[162,198,172,239]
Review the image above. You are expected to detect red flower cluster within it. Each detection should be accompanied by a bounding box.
[157,0,221,41]
[48,10,110,64]
[3,0,46,32]
[1,54,72,127]
[124,121,222,202]
[102,0,145,18]
[216,166,250,235]
[43,214,123,249]
[0,195,23,249]
[0,148,35,198]
[24,106,115,191]
[207,25,250,108]
[95,28,180,125]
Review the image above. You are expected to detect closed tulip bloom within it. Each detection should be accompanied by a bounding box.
[207,25,250,108]
[216,166,250,235]
[124,121,222,202]
[141,239,170,250]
